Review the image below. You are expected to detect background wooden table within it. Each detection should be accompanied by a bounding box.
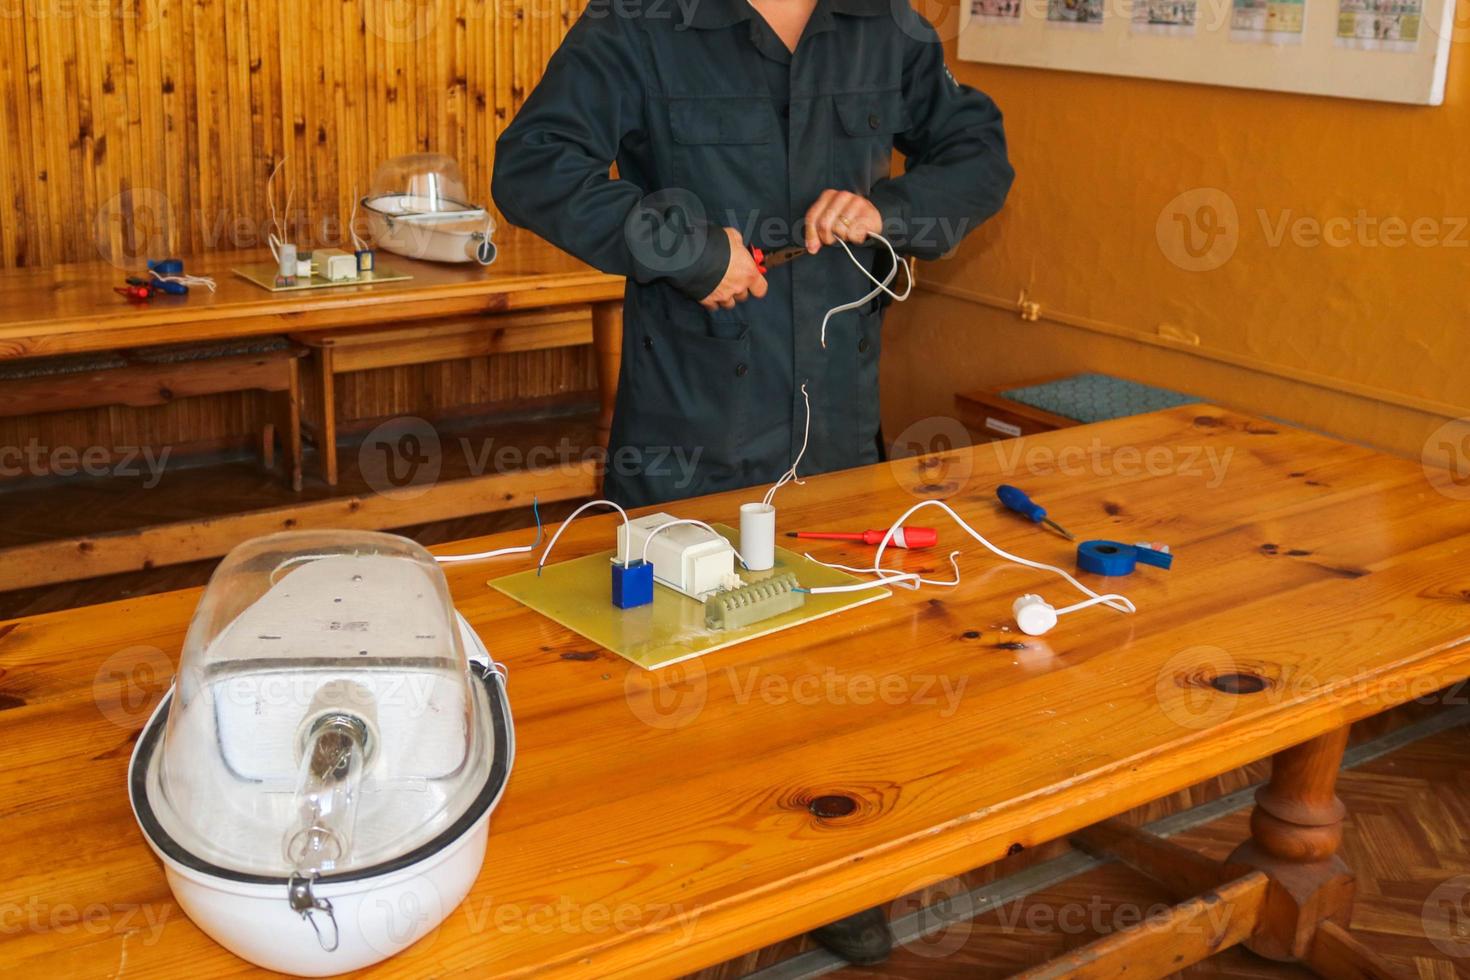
[0,237,622,360]
[2,405,1468,977]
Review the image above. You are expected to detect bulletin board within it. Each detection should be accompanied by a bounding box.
[957,0,1457,105]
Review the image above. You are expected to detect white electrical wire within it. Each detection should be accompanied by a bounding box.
[149,269,217,293]
[435,498,543,563]
[639,518,751,570]
[537,498,631,574]
[819,232,914,349]
[345,191,366,252]
[267,157,294,261]
[798,499,1136,620]
[762,381,811,508]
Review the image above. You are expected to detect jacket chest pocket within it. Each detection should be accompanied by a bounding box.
[832,89,910,194]
[667,99,779,220]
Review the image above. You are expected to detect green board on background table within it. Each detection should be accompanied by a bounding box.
[491,525,890,670]
[231,262,412,292]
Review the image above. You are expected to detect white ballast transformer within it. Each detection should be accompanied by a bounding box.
[616,512,736,600]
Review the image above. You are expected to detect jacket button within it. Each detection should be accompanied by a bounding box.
[643,336,653,351]
[858,337,871,353]
[735,363,748,377]
[868,114,880,130]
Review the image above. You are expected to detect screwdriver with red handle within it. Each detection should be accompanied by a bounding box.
[786,527,938,549]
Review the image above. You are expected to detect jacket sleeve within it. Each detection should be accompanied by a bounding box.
[491,2,730,298]
[865,13,1015,260]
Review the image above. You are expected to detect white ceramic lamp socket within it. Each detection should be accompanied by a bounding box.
[1012,594,1058,636]
[739,503,776,572]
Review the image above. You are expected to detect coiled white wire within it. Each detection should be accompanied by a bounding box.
[799,499,1135,620]
[819,232,913,349]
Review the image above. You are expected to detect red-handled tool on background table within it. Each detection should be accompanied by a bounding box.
[749,245,807,274]
[787,528,938,549]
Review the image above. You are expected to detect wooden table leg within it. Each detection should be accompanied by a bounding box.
[299,344,338,486]
[284,357,303,492]
[1063,726,1407,979]
[592,300,622,451]
[1224,726,1366,965]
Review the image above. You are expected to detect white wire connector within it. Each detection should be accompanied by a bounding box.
[819,232,913,349]
[538,498,632,574]
[798,499,1136,621]
[762,380,811,508]
[436,498,543,564]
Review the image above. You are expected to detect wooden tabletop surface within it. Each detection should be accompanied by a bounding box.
[3,405,1469,977]
[0,235,623,359]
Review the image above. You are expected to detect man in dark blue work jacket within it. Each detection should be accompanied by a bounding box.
[494,0,1013,514]
[495,0,1011,960]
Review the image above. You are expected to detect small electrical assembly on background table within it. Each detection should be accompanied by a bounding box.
[612,512,806,630]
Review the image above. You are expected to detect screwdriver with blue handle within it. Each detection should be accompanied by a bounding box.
[996,485,1075,540]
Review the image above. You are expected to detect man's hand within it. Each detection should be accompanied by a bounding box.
[700,228,769,310]
[804,190,883,253]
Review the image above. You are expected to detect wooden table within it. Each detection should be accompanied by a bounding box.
[3,405,1468,977]
[0,237,627,588]
[0,237,621,361]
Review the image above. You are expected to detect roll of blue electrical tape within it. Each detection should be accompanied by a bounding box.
[1077,540,1138,576]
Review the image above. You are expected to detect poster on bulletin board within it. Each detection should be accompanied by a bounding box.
[957,0,1457,104]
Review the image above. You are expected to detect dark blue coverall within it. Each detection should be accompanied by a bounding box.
[493,0,1013,507]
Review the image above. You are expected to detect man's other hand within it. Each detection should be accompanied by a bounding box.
[804,190,882,252]
[700,228,769,310]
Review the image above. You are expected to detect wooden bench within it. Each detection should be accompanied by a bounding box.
[292,306,595,485]
[0,338,305,490]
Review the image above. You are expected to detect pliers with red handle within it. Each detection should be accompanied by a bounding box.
[748,245,807,274]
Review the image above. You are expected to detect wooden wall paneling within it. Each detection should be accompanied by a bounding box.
[0,0,596,475]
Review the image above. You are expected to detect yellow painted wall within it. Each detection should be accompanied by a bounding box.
[882,7,1470,464]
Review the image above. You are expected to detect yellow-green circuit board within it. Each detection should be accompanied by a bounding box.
[491,525,890,670]
[232,262,412,292]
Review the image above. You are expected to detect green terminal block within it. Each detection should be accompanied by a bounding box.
[704,572,805,630]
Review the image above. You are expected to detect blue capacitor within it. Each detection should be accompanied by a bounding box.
[1077,540,1174,576]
